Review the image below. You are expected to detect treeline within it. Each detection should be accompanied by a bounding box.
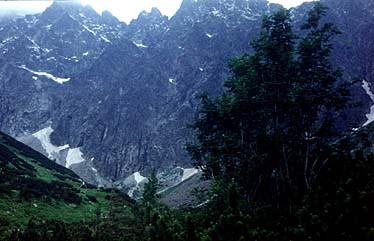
[0,3,373,241]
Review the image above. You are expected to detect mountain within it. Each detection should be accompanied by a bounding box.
[0,131,133,228]
[0,0,373,193]
[321,0,374,129]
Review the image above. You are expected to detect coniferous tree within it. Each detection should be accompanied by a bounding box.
[142,170,159,206]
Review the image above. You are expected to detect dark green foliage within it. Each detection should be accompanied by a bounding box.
[184,214,197,241]
[188,3,352,213]
[86,194,98,203]
[296,132,374,241]
[142,170,159,206]
[0,195,140,241]
[0,133,139,240]
[184,2,371,241]
[0,138,82,204]
[0,132,79,179]
[18,178,81,204]
[189,8,301,208]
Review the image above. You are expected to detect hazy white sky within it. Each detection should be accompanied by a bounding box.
[0,0,311,23]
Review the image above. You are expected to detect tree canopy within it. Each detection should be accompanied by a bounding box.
[188,2,351,212]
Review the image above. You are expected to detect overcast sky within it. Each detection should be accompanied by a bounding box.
[0,0,311,23]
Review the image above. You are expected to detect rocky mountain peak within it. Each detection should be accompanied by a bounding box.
[39,1,100,25]
[127,7,169,47]
[53,1,99,17]
[150,7,163,17]
[135,7,166,24]
[38,2,65,23]
[101,10,124,26]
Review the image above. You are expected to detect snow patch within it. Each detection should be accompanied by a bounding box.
[195,199,210,208]
[32,126,86,168]
[362,80,374,126]
[66,148,85,168]
[212,9,221,16]
[126,171,148,198]
[32,127,69,160]
[362,80,374,101]
[133,42,148,48]
[82,24,96,35]
[1,36,18,44]
[18,65,70,84]
[181,168,199,182]
[27,37,41,52]
[100,36,110,43]
[242,14,256,20]
[133,171,147,184]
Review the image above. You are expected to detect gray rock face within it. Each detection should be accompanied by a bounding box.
[0,0,373,185]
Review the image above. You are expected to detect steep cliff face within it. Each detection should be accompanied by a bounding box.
[308,0,374,130]
[0,0,373,187]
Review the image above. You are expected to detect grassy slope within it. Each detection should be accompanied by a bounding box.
[0,132,132,227]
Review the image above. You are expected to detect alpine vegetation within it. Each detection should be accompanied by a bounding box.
[0,0,373,240]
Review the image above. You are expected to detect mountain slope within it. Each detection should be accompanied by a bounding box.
[0,0,373,188]
[0,131,132,228]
